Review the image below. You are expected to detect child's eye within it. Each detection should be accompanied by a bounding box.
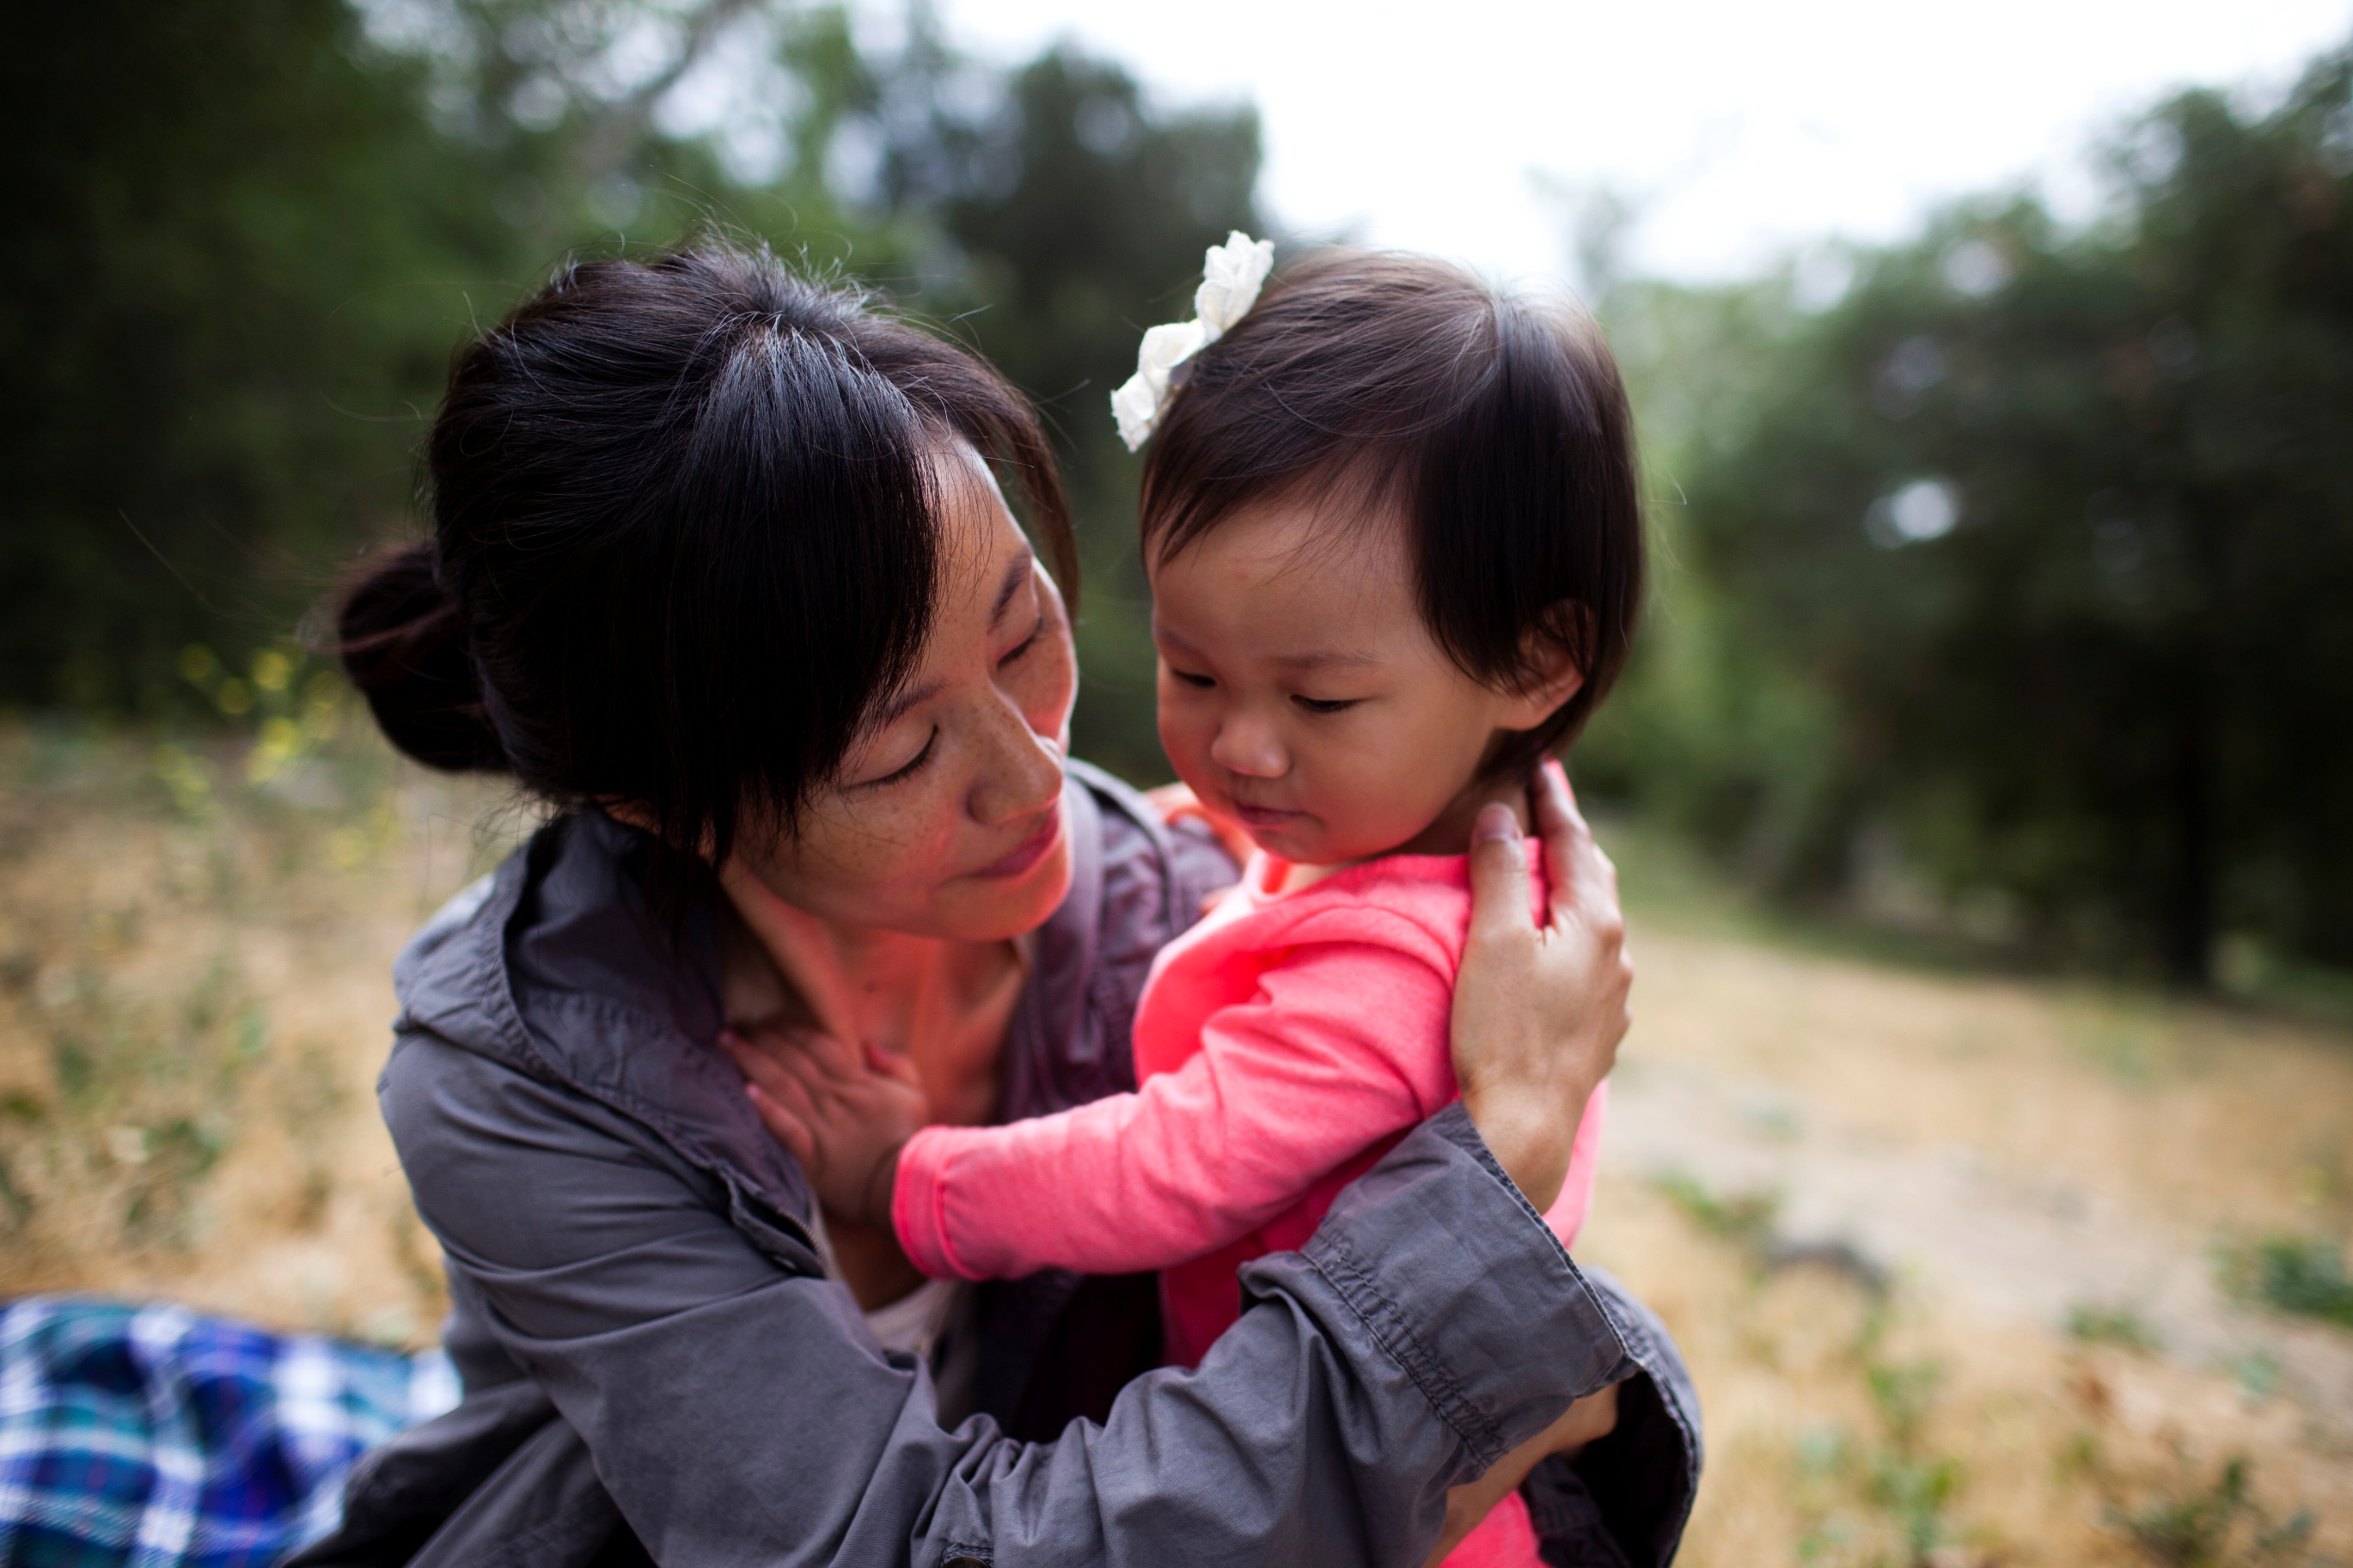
[1292,696,1360,715]
[1170,668,1216,689]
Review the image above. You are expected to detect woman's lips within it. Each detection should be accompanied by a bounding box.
[972,804,1063,880]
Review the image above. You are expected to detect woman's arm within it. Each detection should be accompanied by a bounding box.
[382,1030,1630,1568]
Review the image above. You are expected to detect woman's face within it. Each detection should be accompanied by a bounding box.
[730,444,1077,942]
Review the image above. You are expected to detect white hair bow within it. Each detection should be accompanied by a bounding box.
[1110,231,1276,452]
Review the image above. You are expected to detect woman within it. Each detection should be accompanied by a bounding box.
[296,241,1697,1568]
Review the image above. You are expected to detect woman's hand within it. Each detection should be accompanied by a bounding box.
[1451,760,1632,1212]
[719,1022,926,1229]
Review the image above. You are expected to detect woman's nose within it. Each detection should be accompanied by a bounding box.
[1208,712,1287,779]
[969,691,1066,826]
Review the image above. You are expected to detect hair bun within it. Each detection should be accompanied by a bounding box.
[337,541,510,773]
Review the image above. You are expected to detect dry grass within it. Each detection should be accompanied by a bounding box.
[1,722,2348,1565]
[1579,847,2353,1568]
[0,719,513,1344]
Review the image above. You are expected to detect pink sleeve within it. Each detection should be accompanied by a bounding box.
[893,935,1458,1281]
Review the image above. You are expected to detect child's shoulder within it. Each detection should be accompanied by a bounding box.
[1232,853,1480,973]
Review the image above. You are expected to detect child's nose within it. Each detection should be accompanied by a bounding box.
[1208,714,1287,779]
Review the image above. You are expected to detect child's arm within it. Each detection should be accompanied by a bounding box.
[741,929,1462,1280]
[908,933,1461,1278]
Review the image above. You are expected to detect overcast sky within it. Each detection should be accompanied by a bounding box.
[922,0,2353,288]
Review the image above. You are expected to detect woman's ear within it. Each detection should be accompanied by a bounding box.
[601,798,719,861]
[602,799,661,836]
[1494,608,1588,733]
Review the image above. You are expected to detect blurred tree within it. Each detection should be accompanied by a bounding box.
[0,0,783,711]
[1646,48,2353,983]
[2,0,507,707]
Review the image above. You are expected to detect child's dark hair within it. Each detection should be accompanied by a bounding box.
[336,241,1073,869]
[1140,248,1642,778]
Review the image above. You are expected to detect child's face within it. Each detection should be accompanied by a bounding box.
[1150,496,1578,866]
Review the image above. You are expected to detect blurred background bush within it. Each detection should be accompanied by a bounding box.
[4,0,2350,1000]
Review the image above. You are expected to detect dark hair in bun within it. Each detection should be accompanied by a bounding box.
[337,241,1073,869]
[337,542,508,772]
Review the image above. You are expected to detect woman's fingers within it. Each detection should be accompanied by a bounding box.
[1465,802,1537,949]
[1531,760,1632,1008]
[1531,759,1610,931]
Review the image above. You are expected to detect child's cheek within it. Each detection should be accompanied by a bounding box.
[1156,694,1218,798]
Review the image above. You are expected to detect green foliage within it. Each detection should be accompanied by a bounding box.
[2108,1456,2314,1568]
[2064,1303,2164,1352]
[2221,1235,2353,1327]
[1617,50,2353,983]
[1653,1170,1782,1248]
[3,0,510,709]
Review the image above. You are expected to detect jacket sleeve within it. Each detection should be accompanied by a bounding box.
[382,1029,1642,1568]
[895,936,1456,1280]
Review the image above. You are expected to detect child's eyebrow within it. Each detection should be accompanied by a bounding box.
[1271,649,1384,672]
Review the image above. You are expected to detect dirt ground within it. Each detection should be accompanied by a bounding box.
[1,723,2346,1566]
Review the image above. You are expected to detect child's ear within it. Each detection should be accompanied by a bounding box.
[1494,609,1587,733]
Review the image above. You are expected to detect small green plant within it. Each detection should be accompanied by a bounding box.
[2118,1459,2248,1568]
[2108,1456,2313,1568]
[2220,1236,2353,1328]
[2067,1303,2163,1352]
[2225,1351,2280,1402]
[1653,1171,1781,1248]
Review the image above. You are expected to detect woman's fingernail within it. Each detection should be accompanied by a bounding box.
[1473,803,1521,845]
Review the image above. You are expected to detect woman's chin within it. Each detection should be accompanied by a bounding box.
[937,836,1073,943]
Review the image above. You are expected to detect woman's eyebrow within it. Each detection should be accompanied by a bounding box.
[989,554,1035,628]
[871,678,945,733]
[867,556,1033,735]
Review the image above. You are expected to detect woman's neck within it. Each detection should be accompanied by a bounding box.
[718,865,1021,1132]
[717,866,1026,1311]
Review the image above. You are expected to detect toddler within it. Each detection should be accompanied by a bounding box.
[773,237,1643,1565]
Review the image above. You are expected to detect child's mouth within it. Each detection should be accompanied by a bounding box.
[1230,801,1305,830]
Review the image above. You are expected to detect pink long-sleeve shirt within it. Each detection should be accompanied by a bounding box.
[894,849,1610,1370]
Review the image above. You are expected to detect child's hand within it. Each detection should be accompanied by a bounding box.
[1419,1382,1623,1566]
[718,1022,927,1229]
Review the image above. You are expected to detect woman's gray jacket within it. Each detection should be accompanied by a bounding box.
[292,762,1701,1568]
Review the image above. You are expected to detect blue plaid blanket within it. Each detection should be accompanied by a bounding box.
[0,1297,457,1568]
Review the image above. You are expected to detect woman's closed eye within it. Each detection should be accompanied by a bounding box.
[857,728,937,789]
[998,609,1046,668]
[1169,668,1216,689]
[1291,694,1360,715]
